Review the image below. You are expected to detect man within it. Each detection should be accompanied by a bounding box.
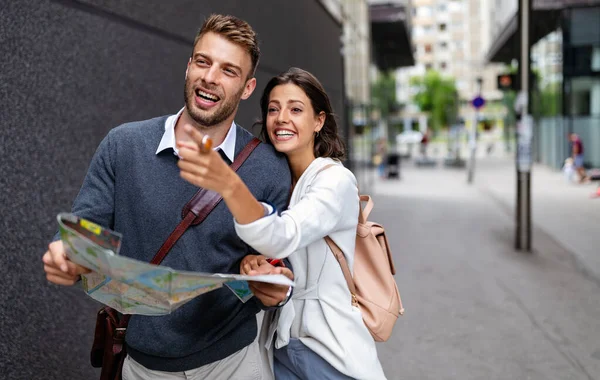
[42,14,292,379]
[570,132,589,183]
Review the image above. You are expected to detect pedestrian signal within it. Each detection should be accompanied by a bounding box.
[497,73,517,91]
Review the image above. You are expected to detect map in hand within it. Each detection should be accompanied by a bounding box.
[57,213,294,315]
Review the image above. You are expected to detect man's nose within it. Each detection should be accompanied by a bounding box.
[203,66,219,85]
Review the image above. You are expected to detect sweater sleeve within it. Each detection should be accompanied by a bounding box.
[234,165,359,259]
[70,132,116,229]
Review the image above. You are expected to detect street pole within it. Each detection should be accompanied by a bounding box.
[516,0,532,251]
[467,77,483,184]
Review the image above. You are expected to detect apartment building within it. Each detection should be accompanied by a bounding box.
[398,0,505,129]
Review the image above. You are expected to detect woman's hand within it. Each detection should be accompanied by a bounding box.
[240,255,294,307]
[177,125,240,197]
[179,125,265,224]
[240,254,269,275]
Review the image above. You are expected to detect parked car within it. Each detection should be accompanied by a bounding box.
[396,130,423,144]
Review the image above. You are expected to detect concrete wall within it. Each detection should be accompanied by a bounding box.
[0,1,343,378]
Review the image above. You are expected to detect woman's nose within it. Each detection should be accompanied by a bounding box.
[277,110,289,124]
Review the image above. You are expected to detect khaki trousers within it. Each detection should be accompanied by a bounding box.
[122,339,264,380]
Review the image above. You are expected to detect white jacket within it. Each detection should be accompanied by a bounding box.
[235,157,386,380]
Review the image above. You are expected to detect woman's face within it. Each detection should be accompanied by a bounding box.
[266,83,324,156]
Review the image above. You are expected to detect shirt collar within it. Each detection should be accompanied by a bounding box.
[155,107,236,162]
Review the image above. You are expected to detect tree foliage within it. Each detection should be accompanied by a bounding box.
[410,70,459,131]
[371,71,398,118]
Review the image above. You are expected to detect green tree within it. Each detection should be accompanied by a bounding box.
[371,71,398,118]
[533,84,561,117]
[410,70,458,131]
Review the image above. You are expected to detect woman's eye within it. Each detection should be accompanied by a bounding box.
[292,108,302,113]
[268,108,278,113]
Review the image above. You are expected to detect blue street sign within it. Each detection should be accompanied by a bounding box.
[472,96,485,109]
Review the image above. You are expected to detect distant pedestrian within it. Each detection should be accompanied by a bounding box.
[375,137,387,178]
[420,128,430,158]
[562,157,576,183]
[569,133,589,183]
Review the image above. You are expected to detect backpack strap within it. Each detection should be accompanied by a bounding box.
[324,236,358,307]
[315,163,361,306]
[315,163,338,174]
[315,163,371,223]
[358,195,373,224]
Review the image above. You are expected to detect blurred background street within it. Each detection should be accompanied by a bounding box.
[1,0,599,379]
[371,152,600,379]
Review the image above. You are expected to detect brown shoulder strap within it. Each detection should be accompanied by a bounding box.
[156,137,261,264]
[120,138,260,322]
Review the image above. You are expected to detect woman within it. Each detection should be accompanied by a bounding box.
[177,68,386,379]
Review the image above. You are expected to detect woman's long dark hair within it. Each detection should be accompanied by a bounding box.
[257,67,346,160]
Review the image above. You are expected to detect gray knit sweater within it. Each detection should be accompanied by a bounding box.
[69,115,291,371]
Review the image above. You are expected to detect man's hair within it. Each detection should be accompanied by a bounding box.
[258,67,346,160]
[193,14,260,78]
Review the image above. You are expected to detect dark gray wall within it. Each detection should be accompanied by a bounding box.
[0,1,343,378]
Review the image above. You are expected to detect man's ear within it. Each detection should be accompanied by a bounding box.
[185,58,191,79]
[241,77,257,100]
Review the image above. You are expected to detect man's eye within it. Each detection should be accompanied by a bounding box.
[224,68,236,76]
[196,59,208,66]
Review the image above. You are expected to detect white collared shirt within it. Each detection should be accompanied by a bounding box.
[155,107,236,162]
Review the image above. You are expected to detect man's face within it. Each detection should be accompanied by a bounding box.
[184,32,255,128]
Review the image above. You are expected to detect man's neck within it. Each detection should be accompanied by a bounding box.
[175,108,234,147]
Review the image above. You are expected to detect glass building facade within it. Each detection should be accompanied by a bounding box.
[535,6,600,169]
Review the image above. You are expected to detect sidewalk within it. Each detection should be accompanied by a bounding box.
[475,155,600,284]
[368,161,600,379]
[352,138,599,280]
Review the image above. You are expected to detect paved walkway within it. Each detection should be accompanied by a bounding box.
[475,155,600,284]
[367,156,600,379]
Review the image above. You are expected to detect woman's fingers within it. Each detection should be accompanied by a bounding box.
[176,129,231,193]
[178,146,204,162]
[276,267,294,281]
[183,125,213,152]
[177,141,199,152]
[178,159,208,176]
[241,255,267,275]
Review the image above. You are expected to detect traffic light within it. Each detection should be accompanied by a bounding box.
[497,73,517,91]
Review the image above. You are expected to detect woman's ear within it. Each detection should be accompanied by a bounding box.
[315,111,326,133]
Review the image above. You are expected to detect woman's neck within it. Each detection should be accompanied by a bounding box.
[288,150,317,184]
